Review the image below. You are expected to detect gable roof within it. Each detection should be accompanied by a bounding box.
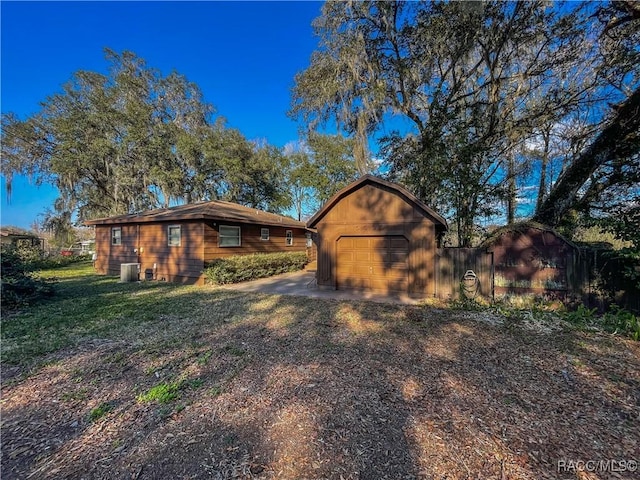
[306,174,448,229]
[84,200,306,228]
[480,220,579,250]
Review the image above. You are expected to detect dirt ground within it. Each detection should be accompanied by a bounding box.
[2,291,639,479]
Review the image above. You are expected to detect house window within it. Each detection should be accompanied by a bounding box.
[168,225,181,247]
[219,225,241,247]
[286,230,293,246]
[261,228,269,241]
[306,233,312,248]
[111,227,122,245]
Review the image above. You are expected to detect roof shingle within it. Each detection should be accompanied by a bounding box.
[84,201,305,228]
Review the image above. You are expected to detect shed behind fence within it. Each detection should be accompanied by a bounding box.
[482,222,583,300]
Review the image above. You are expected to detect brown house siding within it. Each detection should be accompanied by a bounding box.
[203,222,307,262]
[94,221,308,285]
[308,177,447,297]
[95,222,205,284]
[139,222,204,284]
[95,224,139,275]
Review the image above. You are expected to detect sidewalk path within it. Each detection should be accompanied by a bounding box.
[218,270,421,305]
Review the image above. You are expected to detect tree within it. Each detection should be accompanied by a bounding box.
[1,49,290,223]
[284,148,316,221]
[282,133,359,220]
[293,0,640,246]
[223,140,292,213]
[306,132,359,205]
[533,87,640,227]
[39,208,76,249]
[292,1,601,246]
[1,50,211,218]
[533,1,640,229]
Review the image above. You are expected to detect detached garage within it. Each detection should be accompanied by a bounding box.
[307,175,447,297]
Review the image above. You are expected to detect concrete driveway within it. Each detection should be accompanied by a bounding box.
[218,270,421,305]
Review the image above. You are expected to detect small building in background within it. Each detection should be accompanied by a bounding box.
[60,240,96,256]
[481,221,583,299]
[0,227,45,251]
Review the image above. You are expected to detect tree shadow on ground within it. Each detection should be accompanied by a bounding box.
[2,283,639,479]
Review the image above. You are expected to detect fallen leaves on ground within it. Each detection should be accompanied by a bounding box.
[2,293,639,479]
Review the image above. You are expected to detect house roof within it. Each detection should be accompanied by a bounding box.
[480,220,579,250]
[84,200,306,228]
[306,174,448,229]
[0,227,40,239]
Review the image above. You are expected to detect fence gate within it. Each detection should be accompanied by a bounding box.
[436,248,494,300]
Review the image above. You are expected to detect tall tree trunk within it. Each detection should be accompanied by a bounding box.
[507,152,516,224]
[533,86,640,226]
[535,128,551,213]
[457,196,474,247]
[296,195,302,221]
[354,113,369,174]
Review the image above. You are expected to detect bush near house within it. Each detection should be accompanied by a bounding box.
[0,244,54,311]
[35,253,92,270]
[0,244,91,311]
[204,252,308,285]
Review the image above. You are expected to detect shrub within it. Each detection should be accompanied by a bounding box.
[35,253,91,270]
[563,304,598,326]
[204,251,308,285]
[1,244,54,311]
[563,303,639,341]
[601,305,640,341]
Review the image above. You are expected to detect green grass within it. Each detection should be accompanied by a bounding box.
[0,262,239,366]
[222,344,246,357]
[209,385,223,397]
[61,388,89,402]
[137,376,205,405]
[5,261,635,374]
[183,378,205,390]
[197,350,213,365]
[137,382,181,404]
[89,402,114,422]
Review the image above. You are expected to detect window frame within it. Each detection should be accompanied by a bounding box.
[260,228,270,241]
[219,225,241,247]
[167,224,181,247]
[285,230,293,246]
[111,227,122,246]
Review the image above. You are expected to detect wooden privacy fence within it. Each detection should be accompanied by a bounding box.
[579,247,640,313]
[436,248,493,300]
[435,246,638,312]
[436,246,585,302]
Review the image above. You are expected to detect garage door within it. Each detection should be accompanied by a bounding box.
[336,236,409,293]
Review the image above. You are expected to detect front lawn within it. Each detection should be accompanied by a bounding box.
[1,264,639,479]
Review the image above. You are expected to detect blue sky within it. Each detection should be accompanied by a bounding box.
[1,0,324,229]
